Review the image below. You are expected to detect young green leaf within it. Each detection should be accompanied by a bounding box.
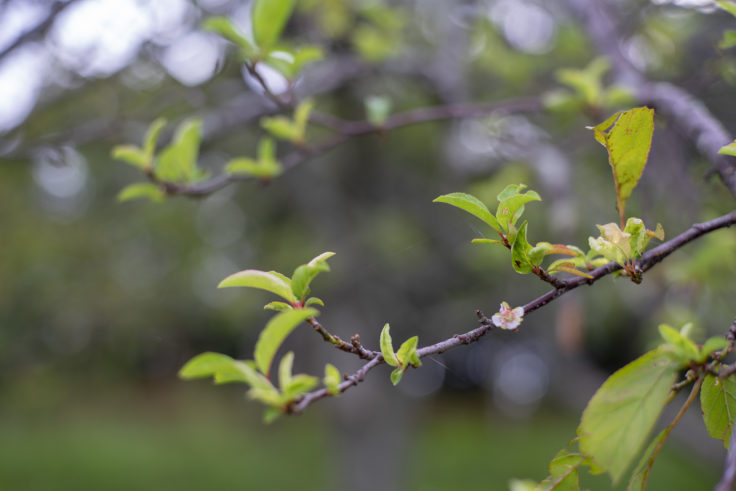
[281,374,319,400]
[496,188,541,231]
[263,407,282,424]
[179,352,237,380]
[304,297,325,308]
[290,251,335,302]
[143,117,167,158]
[578,347,679,483]
[701,374,736,448]
[511,221,534,274]
[718,139,736,157]
[433,193,502,234]
[117,182,165,203]
[324,364,341,396]
[111,145,149,169]
[156,118,203,183]
[390,367,405,386]
[252,0,296,49]
[658,324,700,365]
[261,116,301,142]
[218,269,296,303]
[699,337,729,362]
[588,107,654,226]
[396,336,421,368]
[380,323,398,367]
[538,449,588,491]
[202,16,256,57]
[226,137,282,178]
[264,301,293,312]
[278,351,295,389]
[254,308,318,376]
[294,99,314,139]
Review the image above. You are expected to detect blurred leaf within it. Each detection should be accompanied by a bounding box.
[380,323,398,367]
[202,16,256,57]
[278,351,295,389]
[252,0,296,49]
[218,269,296,303]
[261,116,301,142]
[264,301,293,312]
[718,139,736,157]
[658,324,699,364]
[511,221,534,274]
[365,95,392,126]
[509,479,542,491]
[179,352,237,379]
[226,138,282,178]
[112,145,149,169]
[282,373,318,400]
[117,182,165,203]
[434,192,501,234]
[701,374,736,448]
[578,348,679,483]
[627,428,668,491]
[720,31,736,49]
[557,57,610,105]
[143,117,167,158]
[254,308,318,376]
[304,297,325,307]
[588,107,654,225]
[324,363,341,396]
[700,337,729,362]
[390,367,404,386]
[156,118,204,183]
[717,1,736,17]
[539,449,587,490]
[263,407,282,424]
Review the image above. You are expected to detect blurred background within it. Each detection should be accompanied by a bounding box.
[1,0,736,489]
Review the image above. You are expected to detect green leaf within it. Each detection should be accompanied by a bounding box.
[324,364,341,396]
[719,139,736,157]
[278,351,295,389]
[495,187,541,231]
[143,117,167,158]
[227,138,283,178]
[624,217,648,257]
[155,118,203,183]
[433,193,501,234]
[539,449,588,491]
[471,238,505,246]
[390,367,405,386]
[396,336,421,368]
[627,428,668,491]
[511,221,534,274]
[282,373,319,400]
[304,297,325,308]
[252,0,296,49]
[717,1,736,17]
[700,337,729,362]
[294,99,314,138]
[290,251,335,302]
[264,301,293,312]
[380,323,398,367]
[701,374,736,448]
[263,407,282,424]
[556,57,610,105]
[218,269,296,303]
[658,324,700,365]
[365,95,392,126]
[509,479,542,491]
[179,352,237,379]
[720,30,736,49]
[254,308,318,376]
[202,17,256,57]
[578,348,679,483]
[111,144,149,169]
[117,182,165,203]
[261,116,300,142]
[588,107,654,225]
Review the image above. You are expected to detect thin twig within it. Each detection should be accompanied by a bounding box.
[290,210,736,413]
[717,423,736,491]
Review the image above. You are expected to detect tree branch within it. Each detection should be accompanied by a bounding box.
[151,97,542,197]
[289,210,736,414]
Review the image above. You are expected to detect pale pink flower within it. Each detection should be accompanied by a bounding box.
[492,301,524,330]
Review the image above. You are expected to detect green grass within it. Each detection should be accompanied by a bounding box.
[0,386,721,490]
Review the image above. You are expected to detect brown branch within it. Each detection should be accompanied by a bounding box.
[149,97,543,197]
[717,423,736,491]
[565,0,736,198]
[289,210,736,414]
[306,317,377,360]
